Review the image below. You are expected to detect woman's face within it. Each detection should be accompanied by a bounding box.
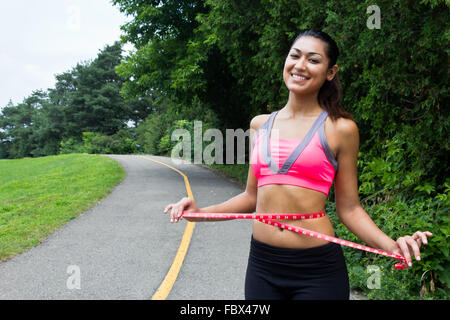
[283,36,337,96]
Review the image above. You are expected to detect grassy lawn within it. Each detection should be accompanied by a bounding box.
[205,163,249,187]
[0,153,125,262]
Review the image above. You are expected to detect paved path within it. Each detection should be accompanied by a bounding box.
[0,155,251,299]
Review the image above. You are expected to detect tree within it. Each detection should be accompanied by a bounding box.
[113,0,252,129]
[0,92,40,158]
[48,41,130,139]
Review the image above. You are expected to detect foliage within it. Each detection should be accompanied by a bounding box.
[59,137,85,155]
[48,41,130,138]
[113,0,251,130]
[158,117,215,163]
[59,130,137,155]
[328,178,449,299]
[135,111,172,155]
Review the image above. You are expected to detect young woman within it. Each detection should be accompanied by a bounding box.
[163,29,432,300]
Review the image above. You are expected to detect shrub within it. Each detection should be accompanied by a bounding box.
[59,131,136,155]
[135,112,171,155]
[82,131,136,154]
[59,137,86,154]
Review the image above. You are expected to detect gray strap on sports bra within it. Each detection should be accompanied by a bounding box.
[261,111,280,174]
[251,115,271,150]
[318,123,338,172]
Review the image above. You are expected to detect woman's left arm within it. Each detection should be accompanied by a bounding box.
[333,118,432,268]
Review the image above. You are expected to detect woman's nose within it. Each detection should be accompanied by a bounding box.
[294,57,307,70]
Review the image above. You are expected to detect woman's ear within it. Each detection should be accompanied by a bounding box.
[327,64,338,81]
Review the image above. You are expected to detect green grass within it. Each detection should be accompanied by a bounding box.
[0,153,126,262]
[205,163,249,187]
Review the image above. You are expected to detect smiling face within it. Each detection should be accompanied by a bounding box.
[283,36,337,96]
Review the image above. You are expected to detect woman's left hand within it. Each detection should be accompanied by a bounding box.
[390,231,433,268]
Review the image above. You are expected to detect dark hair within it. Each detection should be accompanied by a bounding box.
[291,29,352,121]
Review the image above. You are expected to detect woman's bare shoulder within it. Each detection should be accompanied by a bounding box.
[327,116,359,138]
[325,116,359,156]
[331,117,360,156]
[250,114,271,131]
[335,117,358,137]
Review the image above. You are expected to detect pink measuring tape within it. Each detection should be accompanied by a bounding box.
[182,211,408,270]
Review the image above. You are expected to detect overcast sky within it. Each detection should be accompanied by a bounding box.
[0,0,133,110]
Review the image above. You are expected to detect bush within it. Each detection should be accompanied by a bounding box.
[327,174,449,299]
[59,137,86,154]
[135,112,171,155]
[59,130,137,155]
[82,131,137,154]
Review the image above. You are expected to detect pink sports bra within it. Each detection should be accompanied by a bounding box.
[250,109,338,196]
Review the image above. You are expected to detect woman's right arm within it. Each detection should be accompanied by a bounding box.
[164,114,266,223]
[165,187,256,223]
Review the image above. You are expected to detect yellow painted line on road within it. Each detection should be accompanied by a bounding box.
[139,155,196,300]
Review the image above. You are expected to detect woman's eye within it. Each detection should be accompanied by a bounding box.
[289,54,299,58]
[309,59,319,63]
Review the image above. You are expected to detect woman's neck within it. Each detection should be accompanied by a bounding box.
[282,91,322,118]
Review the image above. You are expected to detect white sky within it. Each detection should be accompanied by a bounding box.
[0,0,133,110]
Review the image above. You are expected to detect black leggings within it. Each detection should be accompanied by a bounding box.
[245,236,350,300]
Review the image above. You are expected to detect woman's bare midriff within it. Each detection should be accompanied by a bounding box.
[252,184,335,249]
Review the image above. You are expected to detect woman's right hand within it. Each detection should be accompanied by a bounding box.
[163,197,200,223]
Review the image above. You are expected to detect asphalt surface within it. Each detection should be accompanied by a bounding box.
[0,154,251,299]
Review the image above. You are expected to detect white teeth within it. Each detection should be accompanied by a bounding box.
[292,74,307,80]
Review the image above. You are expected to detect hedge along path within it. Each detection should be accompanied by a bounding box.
[139,156,196,300]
